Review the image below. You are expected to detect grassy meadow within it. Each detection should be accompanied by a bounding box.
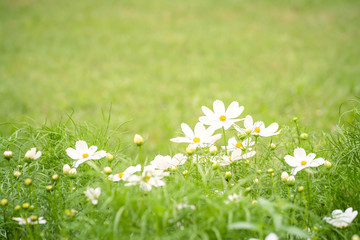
[0,0,360,239]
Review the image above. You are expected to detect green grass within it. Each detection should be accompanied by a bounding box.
[1,0,360,153]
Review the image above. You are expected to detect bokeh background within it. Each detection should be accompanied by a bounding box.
[1,0,359,154]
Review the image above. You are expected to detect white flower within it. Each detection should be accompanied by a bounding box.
[84,187,101,205]
[249,233,278,240]
[234,115,280,137]
[108,165,141,182]
[284,148,325,175]
[177,203,196,210]
[66,140,107,168]
[25,148,41,161]
[199,100,244,130]
[125,165,169,191]
[323,207,358,228]
[217,149,256,166]
[222,137,255,152]
[150,153,187,170]
[281,172,289,182]
[225,193,241,204]
[12,217,47,225]
[170,122,221,148]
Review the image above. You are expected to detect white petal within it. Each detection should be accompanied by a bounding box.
[293,148,307,159]
[91,150,107,160]
[199,116,215,126]
[181,123,195,139]
[34,151,41,159]
[284,155,300,167]
[213,100,225,114]
[201,106,216,118]
[291,166,305,175]
[76,140,88,152]
[88,146,98,155]
[170,137,192,143]
[194,122,206,136]
[66,148,81,160]
[226,102,244,119]
[244,115,254,129]
[309,157,325,167]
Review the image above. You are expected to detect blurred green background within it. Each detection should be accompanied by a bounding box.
[1,0,359,154]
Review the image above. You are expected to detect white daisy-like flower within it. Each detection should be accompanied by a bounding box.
[24,148,42,161]
[12,217,47,225]
[222,137,255,152]
[170,122,221,148]
[125,165,170,192]
[150,153,187,170]
[84,187,101,205]
[284,148,325,175]
[66,140,107,168]
[323,207,358,228]
[176,203,196,210]
[224,193,241,204]
[234,115,280,137]
[216,149,256,166]
[199,100,244,130]
[108,165,141,182]
[249,233,278,240]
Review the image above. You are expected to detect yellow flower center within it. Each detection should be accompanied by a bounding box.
[254,127,261,133]
[118,173,124,178]
[236,142,243,148]
[145,176,151,182]
[219,115,227,122]
[300,160,307,166]
[193,137,200,143]
[82,153,89,158]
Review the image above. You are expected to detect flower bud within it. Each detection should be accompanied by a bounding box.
[134,134,144,146]
[182,170,189,176]
[30,215,38,221]
[292,117,298,122]
[324,160,332,168]
[24,178,32,186]
[14,205,21,211]
[69,168,77,178]
[13,171,21,178]
[253,178,259,184]
[267,168,274,174]
[245,129,252,135]
[18,165,23,169]
[63,164,71,175]
[251,200,258,205]
[287,176,295,185]
[245,187,251,192]
[29,205,35,211]
[256,169,262,174]
[297,186,304,192]
[352,234,360,240]
[72,187,76,191]
[170,166,177,172]
[269,143,276,150]
[65,209,77,217]
[300,133,308,140]
[281,172,289,182]
[106,153,114,161]
[52,174,59,181]
[203,148,209,154]
[22,202,30,209]
[212,163,219,170]
[209,146,218,155]
[46,185,53,191]
[0,199,8,206]
[186,146,195,155]
[225,171,232,180]
[237,133,245,139]
[3,151,13,160]
[104,167,112,175]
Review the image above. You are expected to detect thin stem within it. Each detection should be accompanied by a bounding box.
[294,121,301,145]
[139,145,143,172]
[8,161,13,192]
[222,127,227,153]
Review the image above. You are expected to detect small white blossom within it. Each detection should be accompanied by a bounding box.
[177,203,196,210]
[125,165,169,191]
[12,217,47,225]
[284,148,325,175]
[323,207,358,228]
[150,153,187,170]
[234,115,280,137]
[216,149,255,166]
[84,187,101,205]
[108,165,141,182]
[66,140,107,168]
[24,148,41,161]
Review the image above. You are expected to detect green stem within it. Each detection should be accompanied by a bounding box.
[139,145,143,172]
[222,127,227,153]
[294,121,301,145]
[8,161,13,192]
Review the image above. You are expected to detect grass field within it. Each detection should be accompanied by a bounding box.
[1,0,360,239]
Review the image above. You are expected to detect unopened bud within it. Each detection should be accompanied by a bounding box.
[46,185,53,191]
[297,186,304,192]
[267,168,274,174]
[212,163,219,170]
[287,176,295,185]
[0,199,8,206]
[352,234,360,240]
[182,170,189,176]
[24,178,32,186]
[29,205,35,211]
[18,165,23,169]
[69,168,77,178]
[256,169,262,174]
[225,171,232,180]
[251,200,258,205]
[209,146,218,155]
[30,215,38,221]
[134,134,144,146]
[14,171,21,178]
[245,187,251,192]
[14,205,21,211]
[3,151,13,160]
[104,167,112,175]
[324,160,332,168]
[245,129,252,135]
[300,133,308,140]
[22,202,30,209]
[52,174,59,181]
[170,166,177,172]
[253,178,259,184]
[270,143,276,150]
[186,146,196,155]
[63,164,71,175]
[281,172,289,182]
[292,117,298,122]
[106,153,114,161]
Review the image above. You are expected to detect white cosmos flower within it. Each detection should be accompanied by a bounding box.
[84,187,101,205]
[249,233,278,240]
[170,122,221,148]
[177,203,196,210]
[125,165,169,191]
[199,100,244,130]
[12,217,47,225]
[224,193,241,204]
[284,148,325,175]
[25,148,42,161]
[150,153,187,170]
[217,149,256,166]
[323,207,358,228]
[234,115,280,137]
[66,140,107,168]
[108,164,141,182]
[222,137,255,152]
